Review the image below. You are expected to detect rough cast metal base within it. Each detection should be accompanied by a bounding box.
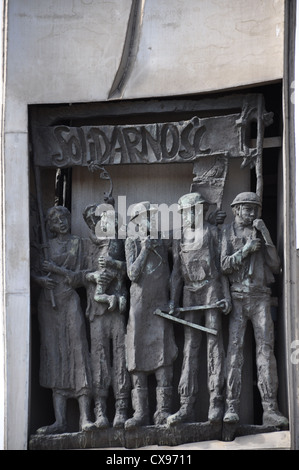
[28,423,281,450]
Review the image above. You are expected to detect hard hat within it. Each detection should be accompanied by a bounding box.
[230,192,262,207]
[178,192,207,212]
[129,201,157,222]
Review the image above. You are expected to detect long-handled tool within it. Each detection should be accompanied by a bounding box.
[33,162,56,309]
[173,304,221,313]
[154,308,217,335]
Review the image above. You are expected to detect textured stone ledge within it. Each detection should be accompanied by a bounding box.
[29,422,283,450]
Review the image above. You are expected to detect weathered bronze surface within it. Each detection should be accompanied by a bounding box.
[31,206,93,435]
[82,205,131,431]
[166,192,231,428]
[124,201,178,429]
[220,192,288,430]
[29,93,288,449]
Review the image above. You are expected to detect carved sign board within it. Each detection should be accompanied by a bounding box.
[33,114,252,168]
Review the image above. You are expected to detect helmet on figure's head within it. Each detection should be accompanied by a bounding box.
[177,192,207,212]
[130,201,157,223]
[230,192,262,208]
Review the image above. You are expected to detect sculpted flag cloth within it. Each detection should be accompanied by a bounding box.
[191,155,228,209]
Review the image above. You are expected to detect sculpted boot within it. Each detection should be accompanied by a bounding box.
[223,399,240,424]
[262,400,289,428]
[113,398,129,428]
[94,397,110,429]
[36,392,67,435]
[125,388,149,429]
[166,396,196,426]
[208,393,224,423]
[78,394,94,431]
[153,387,173,425]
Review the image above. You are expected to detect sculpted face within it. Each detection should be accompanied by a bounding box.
[135,211,153,236]
[48,208,70,235]
[99,210,116,238]
[237,203,259,226]
[181,203,206,229]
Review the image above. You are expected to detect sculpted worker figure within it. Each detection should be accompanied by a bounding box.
[82,204,131,429]
[167,192,231,426]
[221,192,288,427]
[125,201,178,428]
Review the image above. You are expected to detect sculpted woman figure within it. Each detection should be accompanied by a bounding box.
[33,206,93,434]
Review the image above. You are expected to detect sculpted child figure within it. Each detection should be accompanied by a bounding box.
[85,210,126,313]
[86,256,119,310]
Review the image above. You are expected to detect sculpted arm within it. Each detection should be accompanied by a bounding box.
[42,259,87,288]
[216,275,232,314]
[125,237,150,282]
[220,227,260,274]
[31,270,57,290]
[169,239,183,313]
[253,219,280,273]
[30,252,57,289]
[211,227,231,314]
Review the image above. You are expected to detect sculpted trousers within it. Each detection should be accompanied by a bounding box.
[178,309,224,398]
[226,293,278,403]
[90,311,131,399]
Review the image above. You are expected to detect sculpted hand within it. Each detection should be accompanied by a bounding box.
[243,238,261,256]
[100,272,114,283]
[250,238,262,252]
[41,275,57,290]
[141,236,151,250]
[42,260,56,272]
[207,209,227,226]
[98,256,109,269]
[216,299,231,315]
[85,272,93,282]
[252,219,266,232]
[215,210,227,225]
[168,301,175,315]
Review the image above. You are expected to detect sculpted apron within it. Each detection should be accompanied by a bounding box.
[180,225,223,306]
[126,238,178,372]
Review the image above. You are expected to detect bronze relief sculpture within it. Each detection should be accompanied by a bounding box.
[29,94,288,449]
